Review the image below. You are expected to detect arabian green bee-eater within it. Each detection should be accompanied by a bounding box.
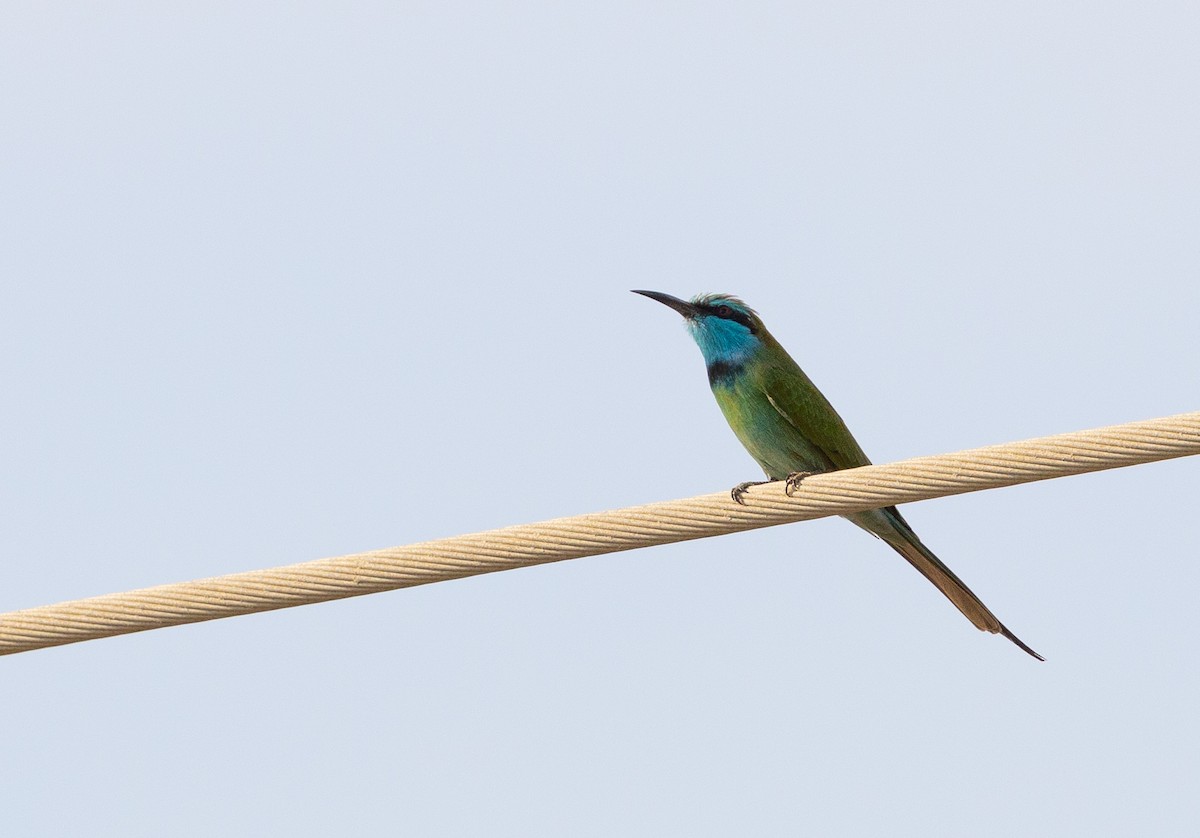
[633,290,1041,660]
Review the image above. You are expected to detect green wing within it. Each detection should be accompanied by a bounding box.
[758,355,872,473]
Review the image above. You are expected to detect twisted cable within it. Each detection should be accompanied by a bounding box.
[2,411,1197,656]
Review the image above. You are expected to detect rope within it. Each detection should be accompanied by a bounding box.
[2,411,1198,656]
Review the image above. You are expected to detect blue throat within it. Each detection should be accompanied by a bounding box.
[687,316,760,387]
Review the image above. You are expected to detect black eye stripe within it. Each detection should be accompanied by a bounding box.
[704,303,756,332]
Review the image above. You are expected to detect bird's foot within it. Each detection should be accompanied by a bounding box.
[731,479,777,505]
[784,471,815,497]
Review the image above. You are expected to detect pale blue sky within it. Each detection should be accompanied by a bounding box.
[3,3,1199,835]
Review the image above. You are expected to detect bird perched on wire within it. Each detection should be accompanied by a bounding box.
[632,290,1041,660]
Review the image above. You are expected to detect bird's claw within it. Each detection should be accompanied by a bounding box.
[731,479,775,505]
[784,471,814,497]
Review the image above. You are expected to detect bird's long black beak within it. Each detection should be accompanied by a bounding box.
[631,290,700,319]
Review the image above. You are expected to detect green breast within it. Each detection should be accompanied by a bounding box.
[711,375,836,480]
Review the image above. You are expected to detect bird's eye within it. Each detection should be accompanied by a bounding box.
[716,305,733,317]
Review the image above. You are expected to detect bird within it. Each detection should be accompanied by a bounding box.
[632,290,1042,660]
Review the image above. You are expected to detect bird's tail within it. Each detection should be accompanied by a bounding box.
[846,506,1043,660]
